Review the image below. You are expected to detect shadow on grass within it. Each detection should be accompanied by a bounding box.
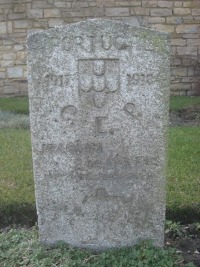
[166,205,200,224]
[0,203,199,228]
[0,203,37,228]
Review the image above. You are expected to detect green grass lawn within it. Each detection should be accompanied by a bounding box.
[1,228,192,267]
[167,127,200,222]
[0,129,35,226]
[0,129,34,204]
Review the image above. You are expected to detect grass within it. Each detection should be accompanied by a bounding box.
[0,111,29,129]
[0,96,29,114]
[0,228,194,267]
[166,127,200,222]
[170,96,200,111]
[0,129,35,226]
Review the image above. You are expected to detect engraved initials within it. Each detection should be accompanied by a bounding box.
[60,105,78,126]
[123,103,142,119]
[95,116,119,135]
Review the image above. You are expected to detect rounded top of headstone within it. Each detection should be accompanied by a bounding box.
[27,18,170,39]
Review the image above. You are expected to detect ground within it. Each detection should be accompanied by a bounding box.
[1,224,200,266]
[165,223,200,266]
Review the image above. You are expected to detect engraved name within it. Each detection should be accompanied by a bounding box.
[41,142,132,179]
[41,142,102,155]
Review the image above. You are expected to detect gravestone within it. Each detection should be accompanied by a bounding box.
[27,19,170,249]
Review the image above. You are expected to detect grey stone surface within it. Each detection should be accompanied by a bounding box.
[27,19,170,249]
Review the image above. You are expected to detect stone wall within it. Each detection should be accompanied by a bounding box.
[0,0,200,97]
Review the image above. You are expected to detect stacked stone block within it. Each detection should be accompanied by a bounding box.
[0,0,199,96]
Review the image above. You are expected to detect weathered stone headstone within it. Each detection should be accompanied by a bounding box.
[27,19,170,249]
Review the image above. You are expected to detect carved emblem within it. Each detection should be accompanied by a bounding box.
[78,59,120,108]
